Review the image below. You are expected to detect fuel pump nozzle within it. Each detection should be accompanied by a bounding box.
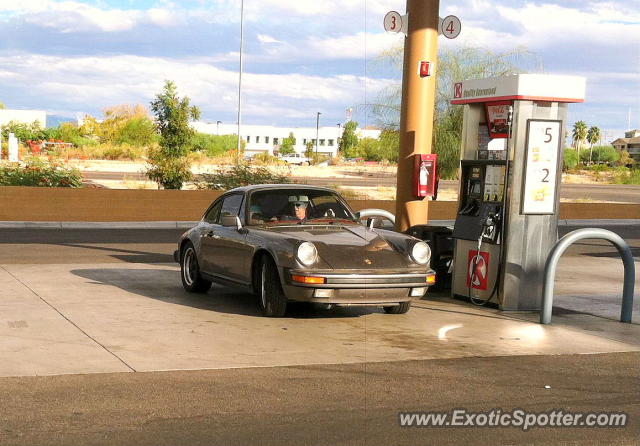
[481,213,497,240]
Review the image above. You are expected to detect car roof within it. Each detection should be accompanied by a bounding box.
[227,184,337,194]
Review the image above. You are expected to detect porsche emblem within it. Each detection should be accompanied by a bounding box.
[364,259,373,265]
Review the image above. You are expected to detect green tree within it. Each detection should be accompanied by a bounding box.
[339,121,359,156]
[147,81,200,189]
[0,101,6,109]
[586,126,601,163]
[563,148,579,171]
[572,121,588,156]
[97,104,157,146]
[304,141,314,157]
[279,132,296,155]
[377,130,400,163]
[372,45,539,178]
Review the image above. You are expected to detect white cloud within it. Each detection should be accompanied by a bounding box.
[257,34,281,44]
[0,53,391,121]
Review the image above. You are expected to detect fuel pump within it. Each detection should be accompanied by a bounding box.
[452,160,508,304]
[450,74,586,310]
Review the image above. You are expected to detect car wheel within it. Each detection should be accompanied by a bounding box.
[258,257,287,317]
[383,301,411,314]
[181,242,212,293]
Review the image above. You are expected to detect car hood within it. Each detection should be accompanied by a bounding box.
[267,224,409,269]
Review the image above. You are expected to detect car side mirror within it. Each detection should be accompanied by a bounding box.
[221,215,242,230]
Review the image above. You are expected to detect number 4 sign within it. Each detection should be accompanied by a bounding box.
[440,15,461,39]
[384,12,461,38]
[521,120,562,214]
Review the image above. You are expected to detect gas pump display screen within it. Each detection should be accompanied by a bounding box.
[470,182,481,195]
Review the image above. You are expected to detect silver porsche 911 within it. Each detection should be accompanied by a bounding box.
[174,184,436,317]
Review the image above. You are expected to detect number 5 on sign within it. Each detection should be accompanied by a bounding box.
[522,120,562,215]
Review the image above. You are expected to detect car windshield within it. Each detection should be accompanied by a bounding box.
[247,189,359,226]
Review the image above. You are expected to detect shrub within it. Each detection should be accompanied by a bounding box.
[145,146,192,190]
[580,145,620,164]
[50,143,147,161]
[563,148,579,171]
[614,168,640,185]
[114,117,158,146]
[190,133,238,157]
[0,157,83,187]
[197,162,290,190]
[251,152,284,165]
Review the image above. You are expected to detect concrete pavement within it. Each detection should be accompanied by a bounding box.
[0,225,638,445]
[0,225,638,377]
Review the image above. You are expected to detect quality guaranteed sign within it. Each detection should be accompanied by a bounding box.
[451,74,587,105]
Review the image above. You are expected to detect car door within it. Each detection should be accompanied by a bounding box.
[199,198,223,274]
[201,193,250,284]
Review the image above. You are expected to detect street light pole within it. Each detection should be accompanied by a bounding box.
[395,0,440,232]
[236,0,245,160]
[315,112,321,156]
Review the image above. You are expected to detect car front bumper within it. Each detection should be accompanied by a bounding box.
[282,269,436,304]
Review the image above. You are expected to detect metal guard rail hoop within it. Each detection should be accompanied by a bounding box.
[540,228,635,324]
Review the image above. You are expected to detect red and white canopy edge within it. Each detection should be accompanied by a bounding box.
[451,74,586,105]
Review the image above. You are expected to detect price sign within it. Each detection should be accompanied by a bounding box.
[441,15,461,39]
[384,11,403,33]
[521,120,562,214]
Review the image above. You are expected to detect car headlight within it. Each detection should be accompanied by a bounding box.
[410,241,431,265]
[297,242,318,266]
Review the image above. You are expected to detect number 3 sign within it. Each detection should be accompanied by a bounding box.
[522,120,562,214]
[383,11,403,33]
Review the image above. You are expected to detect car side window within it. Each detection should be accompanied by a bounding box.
[204,200,223,223]
[218,194,244,223]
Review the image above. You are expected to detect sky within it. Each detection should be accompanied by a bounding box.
[0,0,638,140]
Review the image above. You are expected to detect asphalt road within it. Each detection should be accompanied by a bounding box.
[1,224,637,265]
[1,225,638,446]
[1,353,637,446]
[82,171,640,203]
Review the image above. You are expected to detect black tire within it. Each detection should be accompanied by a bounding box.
[383,301,411,314]
[181,242,212,293]
[257,256,287,317]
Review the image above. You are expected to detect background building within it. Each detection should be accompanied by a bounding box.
[0,109,47,128]
[611,129,640,162]
[191,122,381,157]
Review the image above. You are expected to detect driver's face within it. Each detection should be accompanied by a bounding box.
[294,201,308,219]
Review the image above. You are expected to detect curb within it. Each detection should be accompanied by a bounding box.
[0,221,200,229]
[0,219,638,230]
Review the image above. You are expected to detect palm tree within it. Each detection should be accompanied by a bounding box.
[587,126,601,164]
[572,121,588,159]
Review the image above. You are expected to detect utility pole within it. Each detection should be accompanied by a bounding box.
[315,112,321,156]
[236,0,245,160]
[394,0,440,232]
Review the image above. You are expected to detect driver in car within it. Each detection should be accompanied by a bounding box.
[289,195,310,221]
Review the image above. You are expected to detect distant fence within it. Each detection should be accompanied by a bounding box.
[0,187,638,222]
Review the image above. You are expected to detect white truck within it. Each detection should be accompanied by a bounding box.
[278,152,311,166]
